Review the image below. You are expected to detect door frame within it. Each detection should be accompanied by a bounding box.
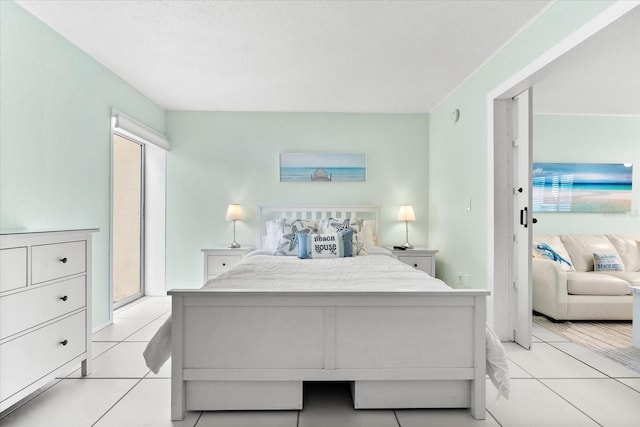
[486,2,637,341]
[111,133,146,310]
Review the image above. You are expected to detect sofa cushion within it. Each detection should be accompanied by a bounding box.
[532,235,574,271]
[560,235,621,272]
[567,272,631,296]
[600,271,640,286]
[606,235,640,272]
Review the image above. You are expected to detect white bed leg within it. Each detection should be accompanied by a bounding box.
[171,296,185,421]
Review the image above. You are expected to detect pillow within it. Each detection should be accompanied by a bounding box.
[298,230,353,259]
[319,217,368,255]
[274,219,318,256]
[533,242,573,271]
[265,220,279,251]
[593,253,624,272]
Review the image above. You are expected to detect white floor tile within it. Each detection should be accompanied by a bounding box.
[542,378,640,426]
[507,359,532,378]
[91,341,118,359]
[67,342,150,378]
[618,378,640,392]
[549,341,640,378]
[124,316,167,342]
[93,379,200,426]
[532,322,570,342]
[486,379,598,426]
[505,342,606,378]
[139,296,171,304]
[298,383,398,427]
[114,301,170,319]
[91,317,155,342]
[0,379,136,427]
[396,408,499,426]
[198,410,298,427]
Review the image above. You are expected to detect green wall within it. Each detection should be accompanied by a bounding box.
[428,0,616,288]
[533,114,640,235]
[165,112,429,289]
[0,2,165,327]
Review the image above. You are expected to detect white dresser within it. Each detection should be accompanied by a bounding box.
[0,228,97,412]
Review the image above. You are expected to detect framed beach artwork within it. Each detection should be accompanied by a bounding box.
[279,153,367,182]
[532,162,633,213]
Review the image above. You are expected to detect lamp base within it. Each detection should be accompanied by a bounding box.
[228,241,241,249]
[401,242,414,249]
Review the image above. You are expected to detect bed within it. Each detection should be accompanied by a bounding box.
[145,206,504,421]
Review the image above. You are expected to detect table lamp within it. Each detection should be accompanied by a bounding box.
[398,205,416,249]
[225,204,243,248]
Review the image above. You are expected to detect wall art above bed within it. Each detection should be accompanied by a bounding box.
[532,162,633,213]
[280,153,366,182]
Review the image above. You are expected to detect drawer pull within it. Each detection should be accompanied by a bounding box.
[414,264,418,268]
[60,295,68,301]
[60,257,68,264]
[222,263,226,267]
[60,339,68,346]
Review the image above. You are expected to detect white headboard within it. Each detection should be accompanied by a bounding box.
[256,205,380,249]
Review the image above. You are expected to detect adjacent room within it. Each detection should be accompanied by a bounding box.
[1,1,639,426]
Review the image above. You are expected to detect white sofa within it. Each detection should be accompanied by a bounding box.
[532,234,640,321]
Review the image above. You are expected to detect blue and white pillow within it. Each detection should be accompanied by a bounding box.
[298,229,353,259]
[593,253,624,272]
[319,218,367,255]
[274,219,317,256]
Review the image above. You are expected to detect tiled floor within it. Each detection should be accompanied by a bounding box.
[2,297,640,426]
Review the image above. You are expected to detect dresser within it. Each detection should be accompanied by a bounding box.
[389,248,438,276]
[202,248,252,282]
[0,228,97,412]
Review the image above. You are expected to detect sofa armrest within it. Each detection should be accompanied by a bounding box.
[532,258,569,320]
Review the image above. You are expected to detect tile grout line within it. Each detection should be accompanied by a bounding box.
[89,377,146,427]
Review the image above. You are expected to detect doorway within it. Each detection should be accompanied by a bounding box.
[488,2,637,345]
[112,133,144,308]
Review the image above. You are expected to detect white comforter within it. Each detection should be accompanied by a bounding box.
[143,249,510,398]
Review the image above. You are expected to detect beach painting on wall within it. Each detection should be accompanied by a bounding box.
[532,162,633,213]
[280,153,366,182]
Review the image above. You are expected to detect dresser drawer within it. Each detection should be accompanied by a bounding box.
[32,241,86,284]
[207,254,243,275]
[0,276,86,340]
[0,311,86,402]
[397,255,433,275]
[0,247,27,293]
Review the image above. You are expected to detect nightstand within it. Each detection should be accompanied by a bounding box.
[389,248,438,276]
[202,248,252,282]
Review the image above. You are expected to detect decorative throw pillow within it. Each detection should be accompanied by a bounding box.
[298,230,353,259]
[298,230,352,259]
[593,253,624,271]
[533,243,573,271]
[274,219,317,256]
[319,218,368,255]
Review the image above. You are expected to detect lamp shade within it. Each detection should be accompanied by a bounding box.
[397,205,416,222]
[225,204,244,221]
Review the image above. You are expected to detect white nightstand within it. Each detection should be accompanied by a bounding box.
[389,248,438,276]
[202,248,252,282]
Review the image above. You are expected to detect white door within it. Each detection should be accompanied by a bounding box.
[511,88,533,349]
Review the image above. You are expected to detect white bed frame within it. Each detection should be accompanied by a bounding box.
[169,206,489,420]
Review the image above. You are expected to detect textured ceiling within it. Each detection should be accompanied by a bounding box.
[16,0,553,113]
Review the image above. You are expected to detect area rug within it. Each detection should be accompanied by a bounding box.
[533,315,640,373]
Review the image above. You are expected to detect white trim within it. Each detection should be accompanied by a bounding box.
[111,109,170,150]
[534,112,640,118]
[485,1,640,340]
